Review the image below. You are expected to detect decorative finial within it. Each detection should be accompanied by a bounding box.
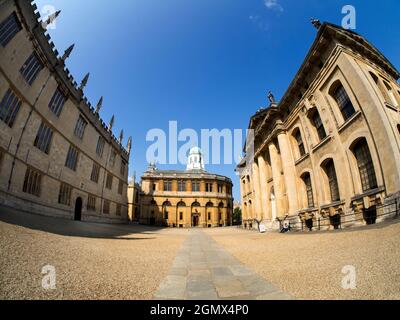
[42,10,61,29]
[268,91,276,104]
[95,96,103,114]
[61,44,75,62]
[127,136,132,154]
[108,115,115,131]
[119,130,124,144]
[311,18,322,29]
[79,73,90,90]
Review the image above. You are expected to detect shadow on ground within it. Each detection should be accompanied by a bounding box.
[0,205,166,240]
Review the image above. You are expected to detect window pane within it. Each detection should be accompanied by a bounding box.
[354,141,377,192]
[0,88,22,127]
[334,85,355,121]
[20,53,43,85]
[34,122,53,154]
[48,88,66,117]
[0,12,22,47]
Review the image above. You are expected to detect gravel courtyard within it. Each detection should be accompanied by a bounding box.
[1,206,399,300]
[0,207,186,300]
[204,221,400,300]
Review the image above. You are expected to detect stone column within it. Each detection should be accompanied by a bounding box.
[268,142,285,218]
[277,132,299,216]
[257,153,269,220]
[252,161,262,221]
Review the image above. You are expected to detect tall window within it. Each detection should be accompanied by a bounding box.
[48,88,66,117]
[294,129,306,157]
[178,181,186,192]
[58,183,72,206]
[106,173,113,190]
[90,163,100,183]
[103,200,110,214]
[352,139,377,192]
[311,111,327,141]
[109,149,116,167]
[323,160,340,202]
[120,159,126,176]
[34,122,53,154]
[192,181,200,192]
[0,148,4,172]
[116,204,122,216]
[164,180,172,191]
[218,184,223,193]
[65,145,79,171]
[0,12,22,47]
[20,53,44,85]
[118,180,124,195]
[332,84,356,121]
[96,137,105,157]
[206,183,213,192]
[302,173,314,208]
[22,167,42,197]
[87,195,96,211]
[74,115,88,140]
[0,88,22,128]
[383,81,399,107]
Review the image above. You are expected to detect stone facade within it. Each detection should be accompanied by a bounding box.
[139,148,233,228]
[0,0,131,223]
[237,22,400,231]
[127,182,141,222]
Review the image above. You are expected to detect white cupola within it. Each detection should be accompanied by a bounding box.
[186,147,205,171]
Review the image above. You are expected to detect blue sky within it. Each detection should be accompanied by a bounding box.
[34,0,400,201]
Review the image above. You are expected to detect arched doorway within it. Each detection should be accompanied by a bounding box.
[74,197,83,221]
[191,201,201,228]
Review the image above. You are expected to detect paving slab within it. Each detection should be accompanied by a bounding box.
[154,229,293,300]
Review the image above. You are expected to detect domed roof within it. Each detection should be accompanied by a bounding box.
[187,147,205,171]
[189,147,202,155]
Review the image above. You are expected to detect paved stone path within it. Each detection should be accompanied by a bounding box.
[154,229,293,300]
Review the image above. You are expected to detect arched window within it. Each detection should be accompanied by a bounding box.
[206,201,214,207]
[322,159,340,202]
[293,128,306,157]
[383,81,399,107]
[192,201,200,207]
[177,201,186,207]
[310,109,327,141]
[162,201,171,220]
[331,83,356,121]
[301,172,314,208]
[351,139,377,192]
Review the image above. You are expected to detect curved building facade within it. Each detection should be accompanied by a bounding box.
[140,148,233,228]
[238,22,400,231]
[0,1,131,223]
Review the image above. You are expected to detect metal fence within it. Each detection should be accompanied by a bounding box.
[242,198,400,233]
[285,199,400,232]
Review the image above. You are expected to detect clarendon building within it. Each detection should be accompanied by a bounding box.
[139,147,233,228]
[0,0,132,223]
[237,21,400,231]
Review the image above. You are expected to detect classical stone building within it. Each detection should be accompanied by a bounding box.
[0,0,131,223]
[140,147,233,228]
[237,21,400,231]
[127,180,141,222]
